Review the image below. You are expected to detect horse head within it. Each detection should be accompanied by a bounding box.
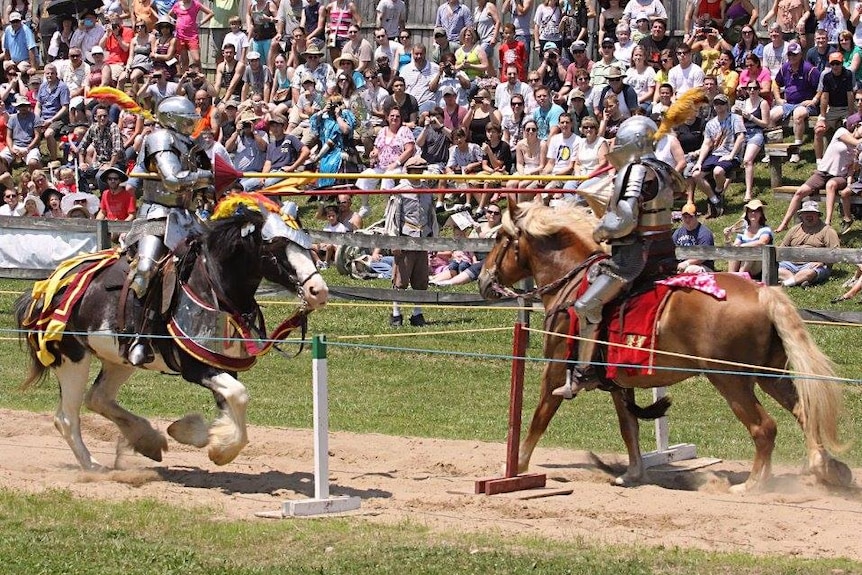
[257,200,328,311]
[478,202,604,300]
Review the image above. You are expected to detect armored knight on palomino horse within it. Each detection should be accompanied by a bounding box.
[554,113,684,399]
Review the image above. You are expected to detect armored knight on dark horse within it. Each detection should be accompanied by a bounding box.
[553,114,684,399]
[126,96,215,365]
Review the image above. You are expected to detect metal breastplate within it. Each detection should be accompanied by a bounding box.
[636,158,677,237]
[140,129,206,208]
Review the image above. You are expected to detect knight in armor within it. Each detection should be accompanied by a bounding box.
[126,96,214,366]
[553,116,682,399]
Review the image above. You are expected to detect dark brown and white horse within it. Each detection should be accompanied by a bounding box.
[478,202,851,491]
[16,205,328,471]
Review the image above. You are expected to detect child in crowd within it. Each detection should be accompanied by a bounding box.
[55,167,78,195]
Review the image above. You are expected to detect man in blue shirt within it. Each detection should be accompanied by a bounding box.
[2,12,37,71]
[34,64,70,163]
[531,85,564,140]
[672,202,715,273]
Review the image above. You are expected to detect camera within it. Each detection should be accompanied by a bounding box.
[242,121,252,129]
[703,27,714,34]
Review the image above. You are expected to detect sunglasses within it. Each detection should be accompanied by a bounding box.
[486,210,501,215]
[511,101,523,106]
[676,51,689,55]
[524,127,537,132]
[529,77,541,82]
[4,194,15,199]
[375,34,386,38]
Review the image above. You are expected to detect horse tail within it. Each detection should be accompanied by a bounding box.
[13,292,49,389]
[624,394,672,420]
[759,286,845,453]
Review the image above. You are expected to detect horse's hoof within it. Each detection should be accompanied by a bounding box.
[168,414,210,448]
[208,441,246,466]
[134,432,168,462]
[613,474,638,487]
[729,482,749,494]
[815,458,854,487]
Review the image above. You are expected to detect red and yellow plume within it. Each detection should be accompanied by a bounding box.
[211,192,281,221]
[87,86,155,121]
[654,87,708,142]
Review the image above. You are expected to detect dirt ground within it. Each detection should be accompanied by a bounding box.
[0,408,860,561]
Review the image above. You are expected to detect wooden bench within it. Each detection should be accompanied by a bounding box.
[773,189,862,206]
[763,143,801,188]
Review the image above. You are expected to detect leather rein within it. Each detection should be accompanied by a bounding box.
[487,227,608,301]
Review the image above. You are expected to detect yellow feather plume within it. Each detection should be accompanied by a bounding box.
[87,86,155,121]
[654,87,707,142]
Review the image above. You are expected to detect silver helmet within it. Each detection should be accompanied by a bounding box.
[606,116,657,169]
[156,96,200,136]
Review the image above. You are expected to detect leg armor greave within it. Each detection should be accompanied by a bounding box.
[573,271,628,371]
[130,234,167,299]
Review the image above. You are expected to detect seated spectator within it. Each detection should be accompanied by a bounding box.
[0,187,25,215]
[60,191,100,217]
[542,112,578,192]
[227,110,269,191]
[431,203,500,286]
[476,122,513,213]
[563,115,609,192]
[711,49,739,101]
[725,198,773,277]
[444,126,484,208]
[597,92,624,143]
[335,193,364,230]
[256,113,312,189]
[778,201,841,288]
[74,104,123,190]
[814,53,854,161]
[138,70,180,111]
[288,74,323,143]
[355,106,415,213]
[626,45,657,114]
[691,92,745,217]
[769,40,820,159]
[42,189,65,218]
[734,79,770,201]
[21,193,44,216]
[53,167,78,195]
[95,167,135,221]
[1,95,41,172]
[428,223,476,284]
[597,66,637,119]
[513,118,546,199]
[775,115,862,232]
[673,202,716,273]
[312,203,349,269]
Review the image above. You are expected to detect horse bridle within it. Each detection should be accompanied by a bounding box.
[486,226,607,301]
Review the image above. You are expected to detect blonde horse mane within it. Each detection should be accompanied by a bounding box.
[503,202,603,251]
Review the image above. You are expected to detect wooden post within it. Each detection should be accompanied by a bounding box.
[762,245,778,286]
[96,220,111,250]
[475,323,547,495]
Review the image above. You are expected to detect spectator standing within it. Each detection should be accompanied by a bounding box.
[376,0,406,40]
[622,0,667,30]
[222,16,249,62]
[498,23,527,81]
[777,201,840,288]
[170,0,213,74]
[322,0,361,63]
[436,0,473,53]
[3,11,37,71]
[502,0,533,56]
[672,202,715,273]
[533,0,562,55]
[474,0,501,60]
[814,0,849,45]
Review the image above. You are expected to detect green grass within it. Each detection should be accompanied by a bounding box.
[0,489,858,575]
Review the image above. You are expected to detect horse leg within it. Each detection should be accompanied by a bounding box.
[518,361,564,473]
[84,363,168,463]
[711,376,777,492]
[610,387,644,487]
[757,377,853,488]
[53,353,106,471]
[195,371,249,466]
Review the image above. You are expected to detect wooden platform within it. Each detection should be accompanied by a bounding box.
[773,191,862,205]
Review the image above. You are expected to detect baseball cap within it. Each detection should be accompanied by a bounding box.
[681,203,697,216]
[787,41,801,55]
[601,37,615,46]
[829,52,843,64]
[797,200,821,215]
[434,26,446,37]
[9,11,21,21]
[268,114,287,125]
[543,41,559,53]
[440,85,456,96]
[714,93,729,104]
[90,46,104,55]
[571,40,587,52]
[570,89,585,100]
[847,113,862,131]
[247,50,261,60]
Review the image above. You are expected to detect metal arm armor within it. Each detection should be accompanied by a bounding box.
[593,163,645,242]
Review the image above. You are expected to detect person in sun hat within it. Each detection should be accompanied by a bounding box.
[777,200,840,288]
[725,198,773,277]
[775,113,862,233]
[290,43,335,103]
[672,202,715,273]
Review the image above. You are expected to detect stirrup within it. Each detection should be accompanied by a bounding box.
[552,369,578,399]
[128,339,154,366]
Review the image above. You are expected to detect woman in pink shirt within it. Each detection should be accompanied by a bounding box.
[170,0,213,74]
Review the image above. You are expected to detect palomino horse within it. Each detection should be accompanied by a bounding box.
[15,200,328,471]
[478,202,851,491]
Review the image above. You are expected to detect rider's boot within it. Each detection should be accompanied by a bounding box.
[552,321,600,399]
[127,235,164,366]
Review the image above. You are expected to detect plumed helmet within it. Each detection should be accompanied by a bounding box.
[156,96,200,136]
[606,116,657,169]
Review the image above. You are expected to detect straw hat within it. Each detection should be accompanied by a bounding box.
[61,191,100,215]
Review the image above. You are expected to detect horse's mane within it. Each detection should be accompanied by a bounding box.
[205,208,266,262]
[502,202,602,250]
